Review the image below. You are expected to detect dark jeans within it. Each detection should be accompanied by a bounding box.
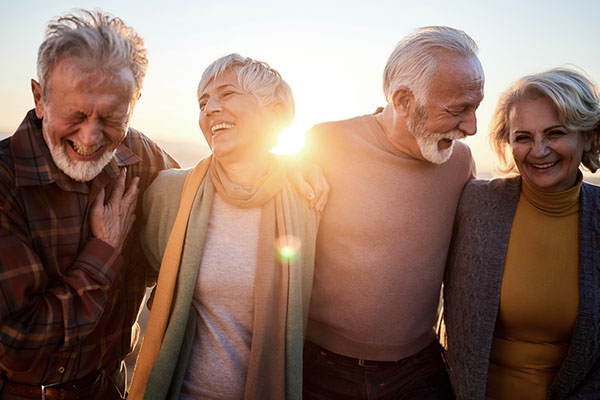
[303,340,452,400]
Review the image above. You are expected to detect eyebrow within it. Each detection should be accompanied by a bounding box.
[199,84,236,102]
[446,99,481,109]
[513,125,565,135]
[543,125,565,133]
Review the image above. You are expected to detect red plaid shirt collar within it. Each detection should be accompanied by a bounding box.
[11,110,142,193]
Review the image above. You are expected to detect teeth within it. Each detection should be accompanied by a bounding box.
[532,161,558,169]
[69,140,103,156]
[211,123,234,133]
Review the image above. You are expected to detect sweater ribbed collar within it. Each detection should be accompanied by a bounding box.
[521,171,582,216]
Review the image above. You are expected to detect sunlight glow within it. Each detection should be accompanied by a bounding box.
[272,126,307,155]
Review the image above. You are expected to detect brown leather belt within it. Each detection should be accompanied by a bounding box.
[0,369,106,400]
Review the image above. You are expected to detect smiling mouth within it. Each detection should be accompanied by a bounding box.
[532,161,559,169]
[211,123,234,135]
[438,138,454,150]
[67,139,104,156]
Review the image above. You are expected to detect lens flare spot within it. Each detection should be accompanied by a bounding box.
[275,234,302,262]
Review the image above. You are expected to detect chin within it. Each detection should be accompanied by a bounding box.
[416,137,455,164]
[49,141,115,182]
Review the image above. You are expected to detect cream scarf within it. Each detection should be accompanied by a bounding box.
[129,154,315,399]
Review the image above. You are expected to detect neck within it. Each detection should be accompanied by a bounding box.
[218,152,270,187]
[375,104,422,159]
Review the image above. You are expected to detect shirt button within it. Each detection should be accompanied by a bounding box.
[58,367,65,373]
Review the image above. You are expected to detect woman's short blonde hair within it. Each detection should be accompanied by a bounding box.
[490,68,600,173]
[197,54,295,131]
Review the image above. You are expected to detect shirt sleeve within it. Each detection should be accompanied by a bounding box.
[0,166,126,372]
[129,133,181,287]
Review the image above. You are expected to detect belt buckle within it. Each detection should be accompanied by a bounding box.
[358,359,366,367]
[41,381,61,400]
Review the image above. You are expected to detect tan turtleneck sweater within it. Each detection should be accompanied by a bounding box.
[304,114,475,361]
[486,173,583,400]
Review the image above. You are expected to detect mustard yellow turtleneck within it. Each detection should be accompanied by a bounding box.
[485,172,583,400]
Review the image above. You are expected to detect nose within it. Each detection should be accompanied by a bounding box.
[78,118,104,146]
[531,137,551,157]
[204,96,223,114]
[458,111,477,136]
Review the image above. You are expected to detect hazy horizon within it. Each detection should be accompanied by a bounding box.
[2,0,600,176]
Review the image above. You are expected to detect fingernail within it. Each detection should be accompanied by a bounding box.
[307,192,315,201]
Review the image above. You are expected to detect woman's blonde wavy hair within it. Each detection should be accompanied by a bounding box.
[490,68,600,174]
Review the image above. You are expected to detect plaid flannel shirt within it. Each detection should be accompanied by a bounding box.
[0,110,179,385]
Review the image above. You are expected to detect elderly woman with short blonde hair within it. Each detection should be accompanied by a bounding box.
[129,54,319,400]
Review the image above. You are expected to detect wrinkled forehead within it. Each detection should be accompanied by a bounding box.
[46,56,136,96]
[424,54,484,104]
[198,66,241,98]
[507,95,560,124]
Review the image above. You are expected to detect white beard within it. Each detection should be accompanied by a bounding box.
[412,129,464,164]
[407,105,465,164]
[43,130,115,182]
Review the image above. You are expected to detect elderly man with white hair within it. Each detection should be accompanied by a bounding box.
[302,26,484,399]
[0,9,178,399]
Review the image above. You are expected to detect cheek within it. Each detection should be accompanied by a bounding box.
[509,144,526,164]
[199,117,211,142]
[42,119,67,146]
[104,128,128,150]
[427,116,458,132]
[565,143,584,165]
[199,115,207,131]
[42,124,57,147]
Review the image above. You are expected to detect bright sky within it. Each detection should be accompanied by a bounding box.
[1,0,599,176]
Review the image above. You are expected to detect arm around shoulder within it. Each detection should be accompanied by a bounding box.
[140,168,190,273]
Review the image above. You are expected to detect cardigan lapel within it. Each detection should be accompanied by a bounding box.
[446,177,521,400]
[473,177,522,393]
[143,173,214,400]
[549,182,600,399]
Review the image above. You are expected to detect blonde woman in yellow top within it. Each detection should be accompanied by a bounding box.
[444,68,600,400]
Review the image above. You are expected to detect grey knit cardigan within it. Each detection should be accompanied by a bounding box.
[444,176,600,400]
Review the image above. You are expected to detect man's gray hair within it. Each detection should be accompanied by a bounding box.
[197,53,295,129]
[490,68,600,173]
[37,9,148,97]
[383,26,480,103]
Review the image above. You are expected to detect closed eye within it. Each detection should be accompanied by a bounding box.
[68,112,87,123]
[447,109,464,117]
[548,129,566,138]
[221,91,235,99]
[514,134,531,143]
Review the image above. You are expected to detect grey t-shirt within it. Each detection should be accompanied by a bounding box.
[179,192,260,399]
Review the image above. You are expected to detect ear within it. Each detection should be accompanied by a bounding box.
[391,86,414,117]
[266,101,285,119]
[31,79,45,119]
[264,101,287,131]
[263,101,287,149]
